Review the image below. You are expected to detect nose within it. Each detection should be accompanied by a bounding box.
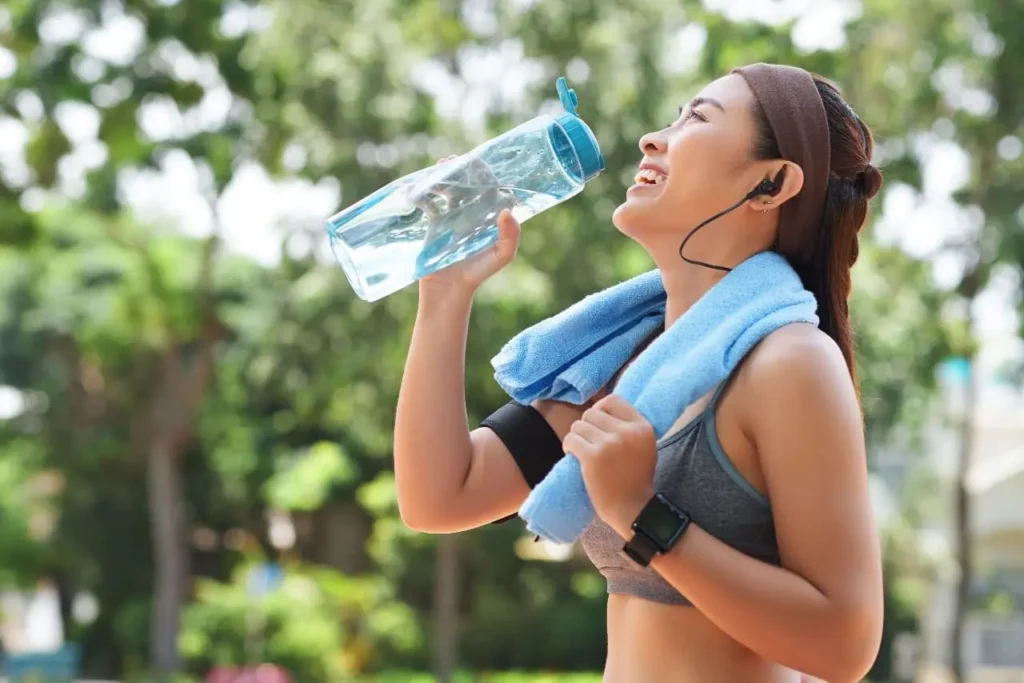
[639,130,667,155]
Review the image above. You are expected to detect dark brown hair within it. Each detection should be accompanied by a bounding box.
[752,77,882,385]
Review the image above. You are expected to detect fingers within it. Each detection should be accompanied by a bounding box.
[562,432,588,459]
[436,155,459,165]
[594,394,641,421]
[494,209,521,262]
[563,420,602,457]
[581,405,624,431]
[496,209,521,239]
[569,419,604,446]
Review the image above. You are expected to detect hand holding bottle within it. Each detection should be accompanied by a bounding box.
[419,156,521,298]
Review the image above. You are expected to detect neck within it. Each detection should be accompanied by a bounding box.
[642,209,774,326]
[649,226,755,326]
[658,260,730,327]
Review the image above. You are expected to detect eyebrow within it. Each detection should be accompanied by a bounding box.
[680,96,726,114]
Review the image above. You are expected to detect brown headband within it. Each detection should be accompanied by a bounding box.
[732,63,830,266]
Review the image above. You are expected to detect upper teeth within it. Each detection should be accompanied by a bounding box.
[635,168,667,185]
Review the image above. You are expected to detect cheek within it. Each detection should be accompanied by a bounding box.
[666,128,743,197]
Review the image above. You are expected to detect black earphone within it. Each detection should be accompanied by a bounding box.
[677,170,785,273]
[745,174,782,200]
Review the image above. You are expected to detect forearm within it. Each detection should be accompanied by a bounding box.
[650,525,876,682]
[604,508,875,682]
[393,285,476,528]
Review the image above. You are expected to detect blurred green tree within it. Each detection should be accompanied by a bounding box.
[0,0,265,674]
[898,2,1024,679]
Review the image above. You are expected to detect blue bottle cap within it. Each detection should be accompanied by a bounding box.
[553,77,605,182]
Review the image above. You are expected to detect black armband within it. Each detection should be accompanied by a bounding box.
[480,401,565,488]
[480,401,565,525]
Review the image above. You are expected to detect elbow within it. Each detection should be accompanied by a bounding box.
[826,642,878,683]
[817,608,883,683]
[397,497,458,534]
[399,499,481,534]
[397,501,440,533]
[398,509,436,533]
[394,472,444,533]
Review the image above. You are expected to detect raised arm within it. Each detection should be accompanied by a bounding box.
[393,210,585,532]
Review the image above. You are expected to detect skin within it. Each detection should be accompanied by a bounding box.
[393,73,883,683]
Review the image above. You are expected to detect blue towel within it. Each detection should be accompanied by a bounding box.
[490,251,818,544]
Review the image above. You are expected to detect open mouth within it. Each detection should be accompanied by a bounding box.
[633,168,668,187]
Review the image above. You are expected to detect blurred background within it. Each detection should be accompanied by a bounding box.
[0,0,1022,681]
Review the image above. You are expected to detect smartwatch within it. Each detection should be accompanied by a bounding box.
[622,493,691,567]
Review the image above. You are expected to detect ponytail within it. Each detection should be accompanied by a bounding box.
[752,77,881,386]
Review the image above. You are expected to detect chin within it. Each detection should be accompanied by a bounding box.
[613,193,663,239]
[611,202,632,235]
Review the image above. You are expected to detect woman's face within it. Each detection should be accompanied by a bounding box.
[612,74,771,246]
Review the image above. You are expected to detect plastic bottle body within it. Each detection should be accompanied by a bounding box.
[327,115,585,301]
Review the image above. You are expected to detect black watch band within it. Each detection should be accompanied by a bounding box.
[622,528,661,567]
[622,493,691,568]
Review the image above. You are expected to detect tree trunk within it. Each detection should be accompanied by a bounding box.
[950,350,978,683]
[147,437,186,675]
[432,534,460,683]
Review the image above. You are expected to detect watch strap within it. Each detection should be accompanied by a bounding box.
[622,528,661,567]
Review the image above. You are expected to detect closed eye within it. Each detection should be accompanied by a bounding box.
[671,106,706,127]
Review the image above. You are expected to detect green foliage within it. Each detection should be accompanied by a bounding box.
[181,569,345,681]
[359,673,603,682]
[264,442,360,512]
[851,244,954,445]
[0,438,51,586]
[179,562,421,681]
[977,590,1018,617]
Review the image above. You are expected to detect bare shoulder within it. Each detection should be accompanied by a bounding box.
[739,323,852,393]
[733,323,860,433]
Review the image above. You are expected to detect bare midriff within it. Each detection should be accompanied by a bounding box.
[602,593,800,683]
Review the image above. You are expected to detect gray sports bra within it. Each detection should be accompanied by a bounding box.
[578,378,780,605]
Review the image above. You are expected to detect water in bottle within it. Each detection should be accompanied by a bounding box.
[326,77,605,301]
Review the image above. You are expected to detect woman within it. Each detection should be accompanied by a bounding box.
[393,63,884,683]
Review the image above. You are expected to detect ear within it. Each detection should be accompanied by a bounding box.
[747,160,805,213]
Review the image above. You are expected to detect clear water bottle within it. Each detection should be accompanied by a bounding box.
[326,77,605,301]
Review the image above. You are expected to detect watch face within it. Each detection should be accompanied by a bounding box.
[637,496,688,547]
